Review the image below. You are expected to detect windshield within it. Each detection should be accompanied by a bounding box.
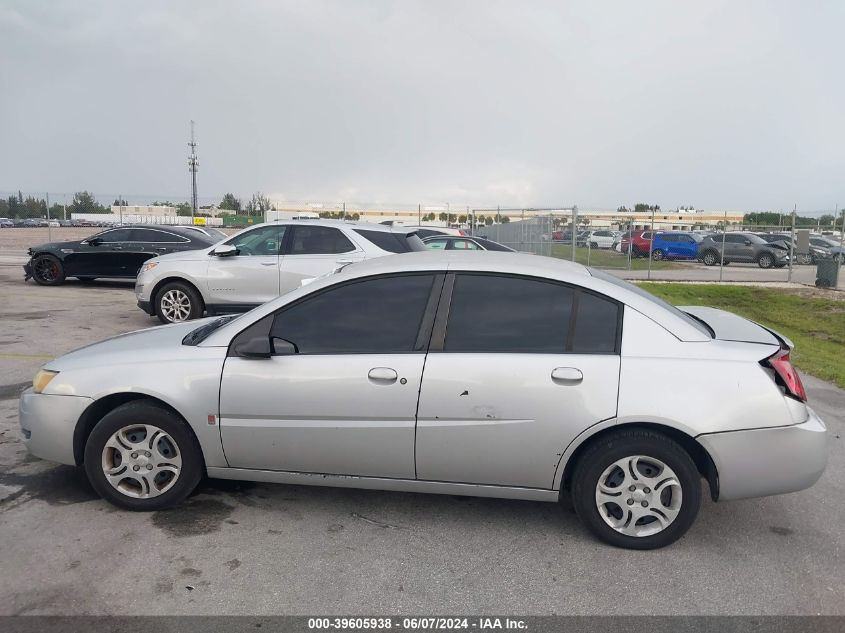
[182,314,240,345]
[587,268,713,337]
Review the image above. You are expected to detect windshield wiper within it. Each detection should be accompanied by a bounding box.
[182,315,236,346]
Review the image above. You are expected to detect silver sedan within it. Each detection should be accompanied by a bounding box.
[19,252,827,549]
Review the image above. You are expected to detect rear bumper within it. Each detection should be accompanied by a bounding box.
[698,408,827,501]
[19,388,93,466]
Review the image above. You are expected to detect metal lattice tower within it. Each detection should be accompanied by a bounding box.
[188,121,199,219]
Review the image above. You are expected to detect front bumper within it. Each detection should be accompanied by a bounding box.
[698,407,827,501]
[19,388,93,466]
[23,261,32,280]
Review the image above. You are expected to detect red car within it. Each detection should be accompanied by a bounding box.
[620,230,655,257]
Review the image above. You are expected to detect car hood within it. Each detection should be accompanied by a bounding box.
[29,240,80,252]
[44,317,222,371]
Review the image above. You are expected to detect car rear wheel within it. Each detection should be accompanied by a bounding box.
[590,241,598,249]
[571,428,701,549]
[31,254,66,285]
[651,249,664,261]
[84,400,203,511]
[701,250,719,266]
[796,253,812,265]
[154,281,203,324]
[758,253,774,269]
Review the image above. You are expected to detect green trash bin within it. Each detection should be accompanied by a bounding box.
[815,258,841,288]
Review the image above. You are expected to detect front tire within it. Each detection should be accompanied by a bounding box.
[651,249,664,261]
[83,400,203,511]
[154,281,204,324]
[571,428,701,550]
[31,254,66,285]
[701,250,719,266]
[758,253,774,269]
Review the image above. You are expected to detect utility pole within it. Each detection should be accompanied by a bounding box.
[188,121,199,221]
[46,192,51,241]
[787,205,796,283]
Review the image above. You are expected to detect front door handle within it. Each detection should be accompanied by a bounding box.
[155,247,167,252]
[260,261,276,266]
[368,367,398,384]
[551,367,583,384]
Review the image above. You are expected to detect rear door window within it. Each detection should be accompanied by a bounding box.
[290,226,355,255]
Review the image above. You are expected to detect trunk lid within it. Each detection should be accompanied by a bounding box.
[677,306,793,348]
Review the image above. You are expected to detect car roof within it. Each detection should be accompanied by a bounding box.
[264,219,411,234]
[202,251,710,346]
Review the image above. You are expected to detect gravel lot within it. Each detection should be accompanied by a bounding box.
[0,241,843,616]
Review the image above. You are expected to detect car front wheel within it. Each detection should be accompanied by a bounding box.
[651,249,664,261]
[84,400,203,511]
[154,281,204,324]
[571,428,701,549]
[701,250,719,266]
[758,253,774,269]
[31,254,66,285]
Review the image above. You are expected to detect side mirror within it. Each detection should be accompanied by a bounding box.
[744,240,752,246]
[234,336,272,359]
[88,237,102,246]
[271,337,298,355]
[211,244,238,257]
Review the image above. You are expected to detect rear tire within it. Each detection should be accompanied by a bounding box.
[154,281,204,324]
[83,400,203,511]
[651,249,664,261]
[31,254,66,286]
[571,428,701,550]
[590,241,598,249]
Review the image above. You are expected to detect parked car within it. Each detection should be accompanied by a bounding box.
[21,219,40,228]
[756,233,825,265]
[20,251,826,549]
[135,220,426,324]
[400,225,467,238]
[422,235,515,252]
[23,225,217,286]
[698,232,789,268]
[620,230,655,257]
[0,218,13,228]
[584,230,617,249]
[649,232,703,261]
[178,225,229,242]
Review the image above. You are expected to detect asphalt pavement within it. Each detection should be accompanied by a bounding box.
[0,262,843,615]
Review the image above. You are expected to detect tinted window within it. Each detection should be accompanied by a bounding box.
[572,292,619,353]
[271,274,435,354]
[473,237,515,252]
[96,229,133,242]
[723,235,744,243]
[131,229,185,243]
[424,238,449,250]
[414,228,446,238]
[450,239,481,250]
[290,226,355,255]
[445,275,574,353]
[226,225,287,256]
[353,229,413,253]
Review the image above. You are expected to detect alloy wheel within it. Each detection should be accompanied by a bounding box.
[33,257,61,282]
[594,455,683,538]
[160,289,192,322]
[703,251,717,265]
[101,424,182,499]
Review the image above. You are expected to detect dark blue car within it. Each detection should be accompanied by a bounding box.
[650,232,702,260]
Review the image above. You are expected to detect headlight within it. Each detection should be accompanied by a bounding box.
[139,262,158,274]
[33,369,59,394]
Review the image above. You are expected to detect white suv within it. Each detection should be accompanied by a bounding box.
[135,220,425,323]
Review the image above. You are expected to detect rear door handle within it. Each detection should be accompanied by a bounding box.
[260,262,276,266]
[368,367,398,384]
[551,367,583,384]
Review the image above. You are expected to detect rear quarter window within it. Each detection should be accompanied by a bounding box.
[353,229,415,253]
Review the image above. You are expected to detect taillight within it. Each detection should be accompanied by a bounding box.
[765,348,807,402]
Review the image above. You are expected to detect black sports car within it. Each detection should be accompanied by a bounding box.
[24,225,217,285]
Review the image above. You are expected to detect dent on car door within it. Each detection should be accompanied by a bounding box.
[415,274,621,490]
[218,273,443,478]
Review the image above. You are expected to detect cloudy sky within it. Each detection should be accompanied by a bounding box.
[1,0,842,212]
